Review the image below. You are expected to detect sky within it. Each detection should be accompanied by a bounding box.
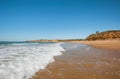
[0,0,120,41]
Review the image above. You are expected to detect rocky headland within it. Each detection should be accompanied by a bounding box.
[86,30,120,41]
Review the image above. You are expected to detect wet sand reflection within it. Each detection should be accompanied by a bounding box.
[32,43,120,79]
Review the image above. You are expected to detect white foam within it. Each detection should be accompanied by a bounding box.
[0,43,65,79]
[11,42,39,46]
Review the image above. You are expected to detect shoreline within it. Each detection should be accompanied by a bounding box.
[68,40,120,51]
[32,42,120,79]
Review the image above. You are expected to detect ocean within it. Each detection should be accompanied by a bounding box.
[0,42,65,79]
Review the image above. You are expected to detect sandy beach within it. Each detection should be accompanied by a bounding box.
[32,41,120,79]
[70,40,120,50]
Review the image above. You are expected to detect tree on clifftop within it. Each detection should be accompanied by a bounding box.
[96,31,99,34]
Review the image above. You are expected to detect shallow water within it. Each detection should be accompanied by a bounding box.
[32,43,120,79]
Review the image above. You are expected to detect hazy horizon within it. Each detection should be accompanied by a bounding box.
[0,0,120,41]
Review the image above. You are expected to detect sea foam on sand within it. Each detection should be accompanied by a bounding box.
[0,42,65,79]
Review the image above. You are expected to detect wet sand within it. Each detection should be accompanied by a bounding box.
[32,43,120,79]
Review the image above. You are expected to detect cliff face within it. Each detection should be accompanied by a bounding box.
[86,30,120,40]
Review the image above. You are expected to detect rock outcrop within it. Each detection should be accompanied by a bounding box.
[86,30,120,40]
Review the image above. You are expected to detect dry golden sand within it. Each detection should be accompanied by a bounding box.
[32,41,120,79]
[70,40,120,50]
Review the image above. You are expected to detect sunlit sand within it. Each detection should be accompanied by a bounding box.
[32,43,120,79]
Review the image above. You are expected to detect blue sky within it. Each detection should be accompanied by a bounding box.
[0,0,120,41]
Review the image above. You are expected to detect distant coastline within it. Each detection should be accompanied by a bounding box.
[27,30,120,42]
[27,30,120,50]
